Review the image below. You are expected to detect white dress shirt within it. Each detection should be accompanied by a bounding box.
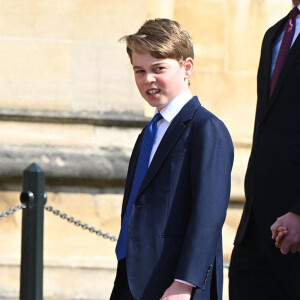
[270,4,300,78]
[149,89,193,165]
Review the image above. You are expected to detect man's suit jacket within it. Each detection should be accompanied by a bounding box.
[235,12,300,245]
[121,96,233,300]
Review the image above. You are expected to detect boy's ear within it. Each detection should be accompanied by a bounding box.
[183,57,194,79]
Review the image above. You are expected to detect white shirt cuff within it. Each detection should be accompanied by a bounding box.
[174,279,196,287]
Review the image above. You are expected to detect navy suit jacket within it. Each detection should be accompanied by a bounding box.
[235,12,300,245]
[121,96,234,299]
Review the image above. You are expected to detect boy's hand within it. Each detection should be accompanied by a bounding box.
[270,212,300,254]
[271,225,287,240]
[160,281,193,300]
[273,226,288,248]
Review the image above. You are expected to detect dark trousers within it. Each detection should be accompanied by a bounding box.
[229,221,300,300]
[110,259,134,300]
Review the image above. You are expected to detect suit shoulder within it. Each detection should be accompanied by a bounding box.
[263,14,288,41]
[193,105,227,129]
[191,104,232,142]
[188,105,234,162]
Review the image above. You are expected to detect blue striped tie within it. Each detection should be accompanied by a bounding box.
[115,113,163,261]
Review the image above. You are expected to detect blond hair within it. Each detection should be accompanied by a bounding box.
[121,18,194,64]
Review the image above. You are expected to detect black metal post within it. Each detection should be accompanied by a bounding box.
[19,163,47,300]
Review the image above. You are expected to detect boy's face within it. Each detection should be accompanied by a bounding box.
[132,52,193,111]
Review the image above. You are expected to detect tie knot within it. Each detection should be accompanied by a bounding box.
[151,113,163,124]
[290,6,300,20]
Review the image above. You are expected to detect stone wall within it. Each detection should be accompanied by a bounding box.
[0,0,291,299]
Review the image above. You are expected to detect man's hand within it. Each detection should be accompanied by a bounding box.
[160,281,193,300]
[270,212,300,254]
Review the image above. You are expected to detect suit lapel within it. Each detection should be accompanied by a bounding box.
[135,97,200,200]
[258,16,288,125]
[268,28,300,105]
[261,14,300,123]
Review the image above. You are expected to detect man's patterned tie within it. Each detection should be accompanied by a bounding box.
[270,6,300,97]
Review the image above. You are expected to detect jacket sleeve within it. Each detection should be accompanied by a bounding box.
[121,132,143,218]
[174,117,234,289]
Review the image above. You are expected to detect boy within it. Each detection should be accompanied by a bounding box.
[110,18,233,300]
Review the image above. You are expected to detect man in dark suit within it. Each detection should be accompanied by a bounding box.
[229,1,300,299]
[110,19,233,300]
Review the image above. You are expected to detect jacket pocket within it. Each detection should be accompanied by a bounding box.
[160,233,183,239]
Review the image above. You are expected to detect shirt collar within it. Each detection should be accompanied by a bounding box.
[155,90,193,123]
